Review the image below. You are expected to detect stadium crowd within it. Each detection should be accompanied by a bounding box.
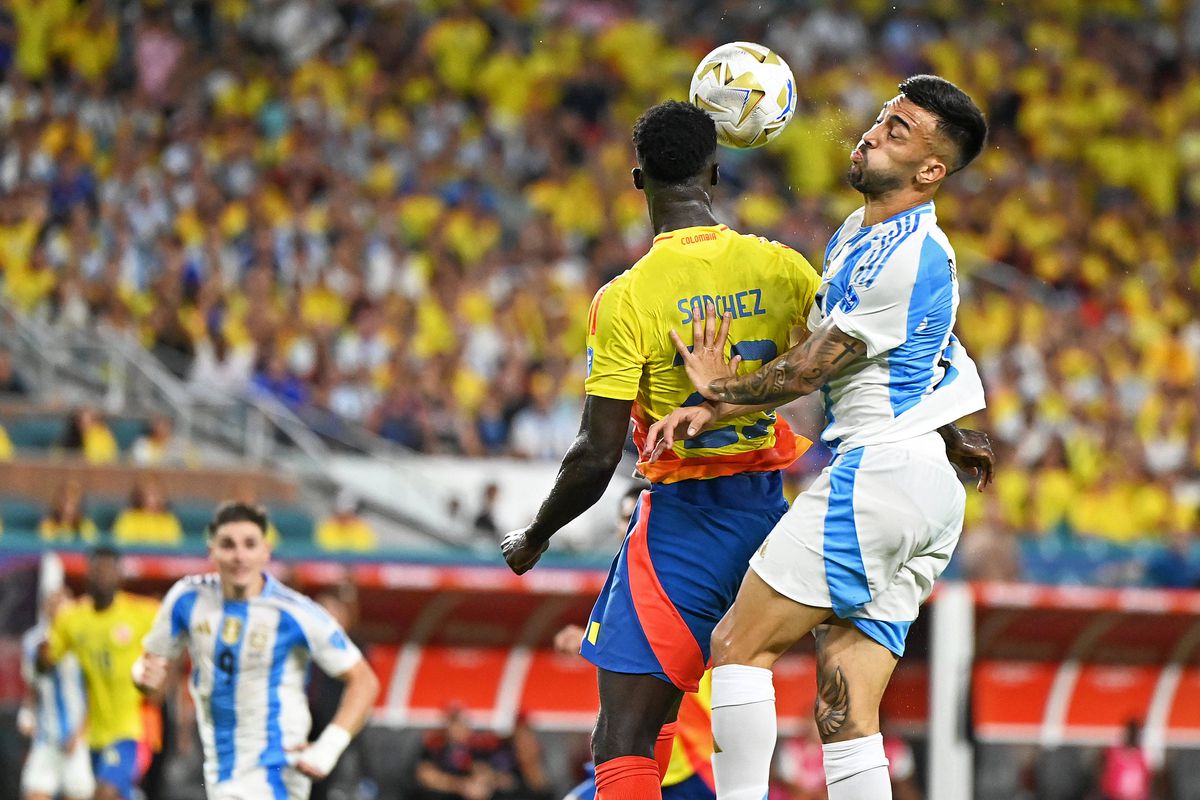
[0,0,1197,563]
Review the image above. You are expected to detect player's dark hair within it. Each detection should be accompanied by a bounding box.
[90,543,120,560]
[898,75,987,174]
[207,500,270,538]
[633,100,717,184]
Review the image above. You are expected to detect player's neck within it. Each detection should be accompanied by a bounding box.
[91,590,116,611]
[649,191,719,235]
[222,573,265,601]
[861,188,934,227]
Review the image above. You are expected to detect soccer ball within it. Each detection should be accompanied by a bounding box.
[689,42,796,149]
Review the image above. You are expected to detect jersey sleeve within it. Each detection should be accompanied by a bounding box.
[21,628,40,684]
[583,278,645,401]
[294,601,363,678]
[45,604,73,665]
[142,582,190,659]
[783,247,821,327]
[827,245,919,358]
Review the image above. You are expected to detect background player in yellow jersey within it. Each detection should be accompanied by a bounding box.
[501,100,820,799]
[38,546,159,800]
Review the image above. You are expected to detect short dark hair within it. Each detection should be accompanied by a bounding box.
[633,101,717,183]
[91,544,120,560]
[207,501,270,538]
[898,75,987,174]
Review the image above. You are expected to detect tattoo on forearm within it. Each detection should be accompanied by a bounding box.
[814,664,850,739]
[706,327,864,405]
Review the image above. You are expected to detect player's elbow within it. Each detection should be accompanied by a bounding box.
[348,659,380,705]
[570,438,623,479]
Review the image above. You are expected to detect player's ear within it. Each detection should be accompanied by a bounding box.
[916,156,947,187]
[710,163,719,186]
[631,167,644,190]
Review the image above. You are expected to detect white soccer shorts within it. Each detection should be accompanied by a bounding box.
[750,431,966,655]
[208,767,311,800]
[22,741,95,799]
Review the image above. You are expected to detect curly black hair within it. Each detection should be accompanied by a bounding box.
[632,100,717,184]
[898,75,988,174]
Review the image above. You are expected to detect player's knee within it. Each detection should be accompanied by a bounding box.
[590,708,657,763]
[710,614,767,668]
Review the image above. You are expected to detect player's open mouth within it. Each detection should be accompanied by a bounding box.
[851,148,865,163]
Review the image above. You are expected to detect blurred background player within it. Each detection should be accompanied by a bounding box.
[501,99,821,800]
[20,583,93,800]
[133,501,380,800]
[37,545,159,800]
[652,75,993,800]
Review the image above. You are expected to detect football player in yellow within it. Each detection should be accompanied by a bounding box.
[38,546,159,800]
[501,100,820,799]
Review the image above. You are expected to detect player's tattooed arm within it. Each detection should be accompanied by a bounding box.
[698,318,865,405]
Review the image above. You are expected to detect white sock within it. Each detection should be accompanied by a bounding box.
[823,733,891,799]
[711,664,776,800]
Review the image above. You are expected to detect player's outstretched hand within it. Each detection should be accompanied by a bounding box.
[641,403,717,462]
[501,527,549,575]
[945,427,995,491]
[669,302,742,400]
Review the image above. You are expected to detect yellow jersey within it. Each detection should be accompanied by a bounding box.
[585,224,820,483]
[47,591,160,748]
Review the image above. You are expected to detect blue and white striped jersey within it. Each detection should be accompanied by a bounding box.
[21,622,87,747]
[811,201,986,452]
[142,574,362,788]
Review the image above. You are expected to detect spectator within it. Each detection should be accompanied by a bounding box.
[315,491,376,552]
[958,492,1022,583]
[484,714,553,800]
[308,586,366,800]
[473,483,500,538]
[414,706,495,800]
[187,331,255,404]
[509,373,577,461]
[1099,721,1152,800]
[39,479,98,543]
[131,415,186,467]
[883,731,923,800]
[772,716,826,800]
[0,349,29,395]
[1144,529,1199,589]
[59,407,118,465]
[112,476,183,546]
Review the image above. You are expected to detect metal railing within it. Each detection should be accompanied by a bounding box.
[0,299,459,544]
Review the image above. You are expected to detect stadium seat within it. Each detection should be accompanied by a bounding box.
[269,506,315,543]
[3,417,67,452]
[88,500,123,532]
[0,496,44,534]
[174,501,217,538]
[110,418,148,452]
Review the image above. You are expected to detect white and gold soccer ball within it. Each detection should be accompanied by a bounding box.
[689,42,797,149]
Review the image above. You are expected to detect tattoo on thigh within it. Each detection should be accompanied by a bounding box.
[814,664,849,738]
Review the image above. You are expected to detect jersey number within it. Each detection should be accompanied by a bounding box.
[674,338,780,448]
[217,649,235,680]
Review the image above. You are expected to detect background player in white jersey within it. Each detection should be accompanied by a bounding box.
[20,587,94,800]
[645,75,995,799]
[132,501,380,800]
